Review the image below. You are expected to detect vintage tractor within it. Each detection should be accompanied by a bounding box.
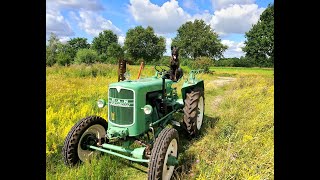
[62,64,205,180]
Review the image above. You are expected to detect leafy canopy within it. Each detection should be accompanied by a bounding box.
[46,33,61,66]
[91,30,118,55]
[124,26,166,63]
[172,19,227,60]
[243,4,274,67]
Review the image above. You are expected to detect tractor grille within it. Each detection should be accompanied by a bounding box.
[108,88,134,125]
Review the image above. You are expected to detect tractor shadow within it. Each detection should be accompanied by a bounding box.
[115,158,149,174]
[172,114,220,179]
[96,153,149,175]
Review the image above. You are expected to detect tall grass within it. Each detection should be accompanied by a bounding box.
[46,64,273,179]
[209,67,274,77]
[46,64,160,179]
[175,75,274,179]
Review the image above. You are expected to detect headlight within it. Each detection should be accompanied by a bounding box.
[142,105,153,115]
[97,99,106,108]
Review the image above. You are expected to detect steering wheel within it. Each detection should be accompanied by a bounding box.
[154,65,171,79]
[154,65,171,74]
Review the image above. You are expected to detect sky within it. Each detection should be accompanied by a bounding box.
[46,0,273,58]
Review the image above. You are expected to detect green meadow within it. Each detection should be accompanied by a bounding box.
[46,64,274,179]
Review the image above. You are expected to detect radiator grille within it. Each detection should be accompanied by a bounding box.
[108,88,134,125]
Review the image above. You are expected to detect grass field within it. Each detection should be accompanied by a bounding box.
[46,64,274,179]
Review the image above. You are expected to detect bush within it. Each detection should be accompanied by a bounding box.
[46,48,57,67]
[74,49,99,65]
[56,52,72,66]
[146,56,170,66]
[215,58,234,67]
[180,57,192,66]
[125,58,134,65]
[136,58,145,65]
[215,57,256,67]
[106,57,119,64]
[107,43,124,60]
[60,63,117,77]
[159,56,170,66]
[98,53,108,63]
[233,58,254,67]
[189,56,213,73]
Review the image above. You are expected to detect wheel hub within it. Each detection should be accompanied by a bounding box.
[166,155,178,166]
[77,124,106,162]
[162,139,178,179]
[80,134,98,150]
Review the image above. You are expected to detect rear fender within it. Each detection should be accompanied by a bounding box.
[181,80,204,103]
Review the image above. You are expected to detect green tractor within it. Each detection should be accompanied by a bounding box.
[62,65,205,180]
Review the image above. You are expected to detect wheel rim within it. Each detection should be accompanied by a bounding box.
[78,124,106,162]
[196,96,204,130]
[162,138,178,180]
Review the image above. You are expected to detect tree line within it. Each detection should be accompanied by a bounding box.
[46,4,273,68]
[214,57,263,67]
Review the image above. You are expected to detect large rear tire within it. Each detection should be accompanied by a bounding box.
[183,87,205,137]
[148,128,179,180]
[62,115,108,166]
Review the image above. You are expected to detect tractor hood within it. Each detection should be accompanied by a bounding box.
[109,77,172,92]
[107,76,173,137]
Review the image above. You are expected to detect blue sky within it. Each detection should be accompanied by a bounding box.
[46,0,273,58]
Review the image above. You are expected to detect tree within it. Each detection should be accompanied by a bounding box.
[56,43,73,66]
[56,51,72,66]
[242,4,274,67]
[124,26,166,63]
[91,30,118,55]
[74,49,99,65]
[172,19,227,60]
[189,56,213,73]
[67,37,90,59]
[107,43,124,60]
[46,33,61,66]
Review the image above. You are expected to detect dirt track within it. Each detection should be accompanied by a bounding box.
[212,77,236,87]
[210,77,236,110]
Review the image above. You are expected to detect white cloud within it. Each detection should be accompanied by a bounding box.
[189,10,212,24]
[165,38,173,56]
[128,0,191,34]
[128,0,263,36]
[127,0,266,58]
[118,35,125,46]
[183,0,199,10]
[211,0,255,10]
[46,9,74,39]
[59,36,71,43]
[69,11,80,21]
[210,4,265,35]
[221,39,245,58]
[46,0,104,11]
[47,0,120,40]
[74,11,122,36]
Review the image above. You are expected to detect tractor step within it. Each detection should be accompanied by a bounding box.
[171,120,181,127]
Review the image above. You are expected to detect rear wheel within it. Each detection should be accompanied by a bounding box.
[183,87,205,137]
[62,115,108,166]
[148,128,179,180]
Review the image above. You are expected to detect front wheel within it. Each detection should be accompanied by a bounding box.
[62,115,108,166]
[148,128,179,180]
